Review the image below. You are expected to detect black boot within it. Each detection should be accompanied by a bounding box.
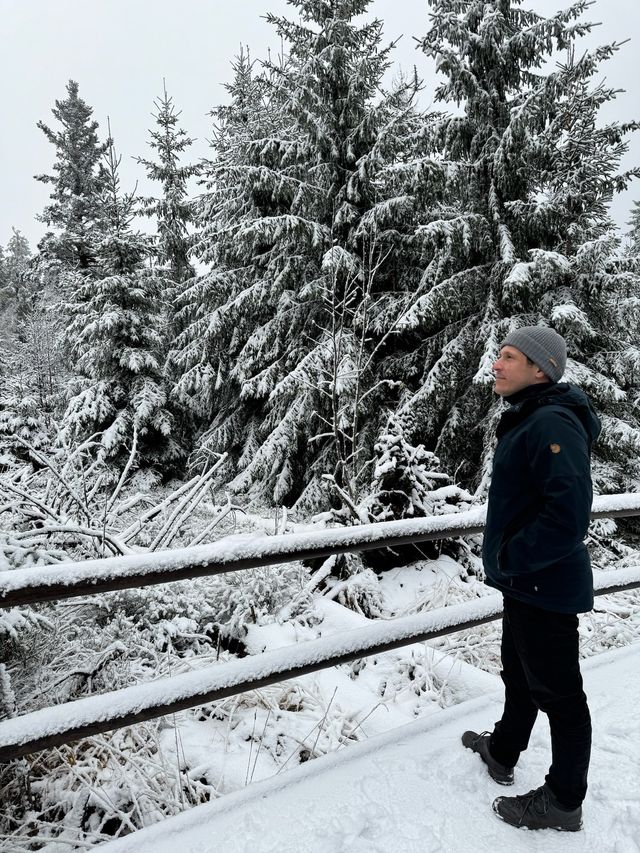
[461,730,514,785]
[492,783,582,831]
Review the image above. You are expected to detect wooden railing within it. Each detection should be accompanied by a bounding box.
[1,496,639,762]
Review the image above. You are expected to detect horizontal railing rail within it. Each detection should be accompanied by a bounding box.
[0,496,639,763]
[1,568,639,763]
[2,494,640,609]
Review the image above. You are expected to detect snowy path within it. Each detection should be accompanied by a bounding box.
[98,642,640,853]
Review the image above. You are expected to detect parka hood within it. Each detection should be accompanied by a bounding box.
[504,382,601,445]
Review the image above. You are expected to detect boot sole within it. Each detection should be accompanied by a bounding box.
[489,771,515,786]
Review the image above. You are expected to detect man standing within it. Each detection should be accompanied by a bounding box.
[462,326,601,832]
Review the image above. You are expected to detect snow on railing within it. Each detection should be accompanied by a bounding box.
[1,565,640,763]
[1,493,640,609]
[0,494,639,762]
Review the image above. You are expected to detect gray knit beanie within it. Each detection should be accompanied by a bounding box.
[500,326,567,383]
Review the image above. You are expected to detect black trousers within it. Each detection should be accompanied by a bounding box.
[489,595,591,810]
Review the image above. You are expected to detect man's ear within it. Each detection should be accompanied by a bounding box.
[534,366,548,381]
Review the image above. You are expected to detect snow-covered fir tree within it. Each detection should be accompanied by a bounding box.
[27,80,108,457]
[0,373,52,470]
[35,80,106,274]
[61,134,175,469]
[363,414,470,523]
[0,233,58,469]
[627,200,640,256]
[137,83,200,461]
[393,0,640,492]
[0,230,34,326]
[136,82,198,316]
[168,45,278,471]
[172,1,432,514]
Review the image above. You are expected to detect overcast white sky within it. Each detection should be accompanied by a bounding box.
[2,0,639,251]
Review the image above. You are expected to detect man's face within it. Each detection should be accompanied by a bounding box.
[492,345,548,397]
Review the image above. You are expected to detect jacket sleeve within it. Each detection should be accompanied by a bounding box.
[501,408,592,575]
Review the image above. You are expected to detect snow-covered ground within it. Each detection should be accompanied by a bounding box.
[97,641,640,853]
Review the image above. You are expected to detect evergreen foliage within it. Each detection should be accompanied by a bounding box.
[61,136,174,468]
[392,0,640,492]
[0,233,59,469]
[172,1,428,513]
[35,80,106,273]
[627,200,640,256]
[363,415,471,523]
[7,1,640,509]
[136,82,198,306]
[0,312,60,470]
[137,83,200,461]
[0,230,34,325]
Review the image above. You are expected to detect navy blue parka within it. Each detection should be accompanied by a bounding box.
[482,382,601,614]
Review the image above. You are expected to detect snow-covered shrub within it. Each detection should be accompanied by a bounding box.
[208,563,315,643]
[0,723,213,849]
[0,396,48,454]
[0,529,60,723]
[340,417,481,574]
[379,647,456,709]
[361,416,473,523]
[324,554,385,619]
[0,388,52,470]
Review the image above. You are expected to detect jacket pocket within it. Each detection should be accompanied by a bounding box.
[497,499,543,576]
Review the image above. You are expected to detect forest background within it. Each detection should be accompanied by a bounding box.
[1,0,640,849]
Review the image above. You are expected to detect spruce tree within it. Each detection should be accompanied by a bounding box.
[136,83,200,462]
[61,135,174,469]
[136,83,198,309]
[0,230,33,325]
[173,2,427,513]
[168,46,277,472]
[170,45,281,418]
[35,80,105,273]
[627,200,640,256]
[0,232,58,467]
[394,0,640,492]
